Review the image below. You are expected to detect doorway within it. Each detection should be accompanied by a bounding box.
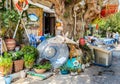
[43,12,55,36]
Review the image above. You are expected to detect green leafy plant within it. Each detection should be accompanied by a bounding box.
[1,9,20,38]
[97,12,120,37]
[24,54,35,69]
[12,51,23,60]
[0,56,12,75]
[21,45,38,69]
[104,12,120,33]
[59,64,69,71]
[33,62,51,70]
[21,45,38,57]
[3,52,12,58]
[0,0,5,11]
[3,51,23,61]
[70,68,77,72]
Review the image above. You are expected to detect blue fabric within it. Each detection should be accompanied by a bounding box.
[103,38,115,45]
[115,33,119,40]
[40,36,46,42]
[29,34,37,47]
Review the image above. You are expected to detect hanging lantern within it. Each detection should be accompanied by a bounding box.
[79,38,85,46]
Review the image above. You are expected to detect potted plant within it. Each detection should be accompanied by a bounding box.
[4,51,24,72]
[33,61,51,74]
[24,54,35,69]
[0,56,13,76]
[21,45,38,69]
[0,54,13,84]
[12,51,24,72]
[21,45,38,57]
[70,68,78,76]
[59,64,70,75]
[1,9,20,50]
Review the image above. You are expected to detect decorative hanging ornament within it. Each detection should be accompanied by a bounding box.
[79,38,85,46]
[13,0,29,11]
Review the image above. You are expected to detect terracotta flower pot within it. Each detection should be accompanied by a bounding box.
[0,66,4,76]
[0,64,13,76]
[14,59,24,72]
[5,39,16,51]
[34,68,46,74]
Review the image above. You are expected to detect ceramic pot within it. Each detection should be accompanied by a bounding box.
[60,70,69,75]
[0,66,4,76]
[0,64,12,76]
[34,68,46,74]
[5,39,16,51]
[70,72,78,76]
[20,70,27,78]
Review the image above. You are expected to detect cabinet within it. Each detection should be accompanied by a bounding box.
[88,45,112,67]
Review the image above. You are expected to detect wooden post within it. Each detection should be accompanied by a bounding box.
[74,11,77,37]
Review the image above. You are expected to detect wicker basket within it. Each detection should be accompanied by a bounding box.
[14,59,24,72]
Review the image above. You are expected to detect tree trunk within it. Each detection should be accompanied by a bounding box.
[44,0,103,41]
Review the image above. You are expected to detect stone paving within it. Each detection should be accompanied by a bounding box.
[12,53,120,84]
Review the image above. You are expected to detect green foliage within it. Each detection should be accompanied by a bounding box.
[69,68,77,72]
[60,64,69,70]
[3,51,23,61]
[0,56,12,75]
[97,18,106,31]
[24,54,35,68]
[104,12,120,33]
[0,0,5,10]
[21,45,38,57]
[0,9,20,38]
[21,45,38,68]
[3,52,12,58]
[33,62,51,70]
[79,44,91,51]
[1,9,20,28]
[12,51,23,60]
[98,12,120,36]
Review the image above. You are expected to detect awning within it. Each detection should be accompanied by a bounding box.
[28,0,55,13]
